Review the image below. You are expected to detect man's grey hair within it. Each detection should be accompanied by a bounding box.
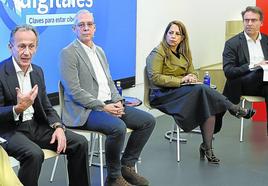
[73,9,94,26]
[9,24,39,45]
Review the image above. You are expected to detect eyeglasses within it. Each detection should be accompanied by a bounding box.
[76,22,95,29]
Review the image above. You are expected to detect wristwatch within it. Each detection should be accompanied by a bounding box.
[55,124,66,132]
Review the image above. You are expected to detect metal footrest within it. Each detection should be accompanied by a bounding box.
[165,130,187,143]
[181,128,201,134]
[91,163,107,168]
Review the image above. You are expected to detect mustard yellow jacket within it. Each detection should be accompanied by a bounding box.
[146,43,198,89]
[0,146,23,186]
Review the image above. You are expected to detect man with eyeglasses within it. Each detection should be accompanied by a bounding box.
[0,24,91,186]
[59,9,155,186]
[222,6,268,133]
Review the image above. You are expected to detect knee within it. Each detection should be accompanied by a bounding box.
[145,114,156,129]
[197,84,207,91]
[75,135,89,152]
[140,112,156,130]
[26,148,44,163]
[111,122,127,137]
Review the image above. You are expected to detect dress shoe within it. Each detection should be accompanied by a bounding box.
[199,143,220,164]
[105,176,131,186]
[121,165,149,186]
[229,105,256,119]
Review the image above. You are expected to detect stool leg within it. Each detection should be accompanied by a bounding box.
[64,155,69,185]
[50,155,59,182]
[177,125,180,162]
[240,99,246,142]
[169,124,175,142]
[99,134,104,186]
[134,163,138,173]
[89,133,97,166]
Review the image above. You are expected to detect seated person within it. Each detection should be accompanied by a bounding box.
[0,146,23,186]
[0,24,90,186]
[59,10,155,186]
[222,6,268,133]
[146,20,255,164]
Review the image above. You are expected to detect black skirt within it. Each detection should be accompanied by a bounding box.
[149,84,229,133]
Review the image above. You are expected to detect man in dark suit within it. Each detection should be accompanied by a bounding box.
[0,24,90,186]
[222,6,268,132]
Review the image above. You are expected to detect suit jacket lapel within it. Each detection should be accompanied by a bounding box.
[239,33,250,63]
[4,58,20,102]
[30,68,40,92]
[73,40,97,81]
[261,34,268,60]
[29,67,43,110]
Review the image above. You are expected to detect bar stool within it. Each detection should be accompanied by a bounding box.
[143,68,181,162]
[239,96,265,142]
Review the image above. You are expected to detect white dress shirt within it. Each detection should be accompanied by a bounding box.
[79,40,111,102]
[244,32,265,68]
[12,58,34,122]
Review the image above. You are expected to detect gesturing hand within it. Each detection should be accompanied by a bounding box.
[14,85,38,114]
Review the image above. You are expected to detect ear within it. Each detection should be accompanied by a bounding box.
[8,43,13,51]
[72,25,76,33]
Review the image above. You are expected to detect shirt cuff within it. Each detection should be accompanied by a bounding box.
[13,106,20,121]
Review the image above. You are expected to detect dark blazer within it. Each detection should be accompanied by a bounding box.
[222,32,268,103]
[0,57,61,136]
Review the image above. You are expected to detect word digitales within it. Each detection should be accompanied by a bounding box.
[19,0,93,14]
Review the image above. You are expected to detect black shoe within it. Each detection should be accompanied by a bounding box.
[121,165,149,186]
[105,176,131,186]
[199,143,220,164]
[229,106,256,119]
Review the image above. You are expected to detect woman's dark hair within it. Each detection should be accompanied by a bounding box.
[161,20,192,63]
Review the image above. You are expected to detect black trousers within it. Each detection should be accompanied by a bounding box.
[233,69,268,132]
[5,119,90,186]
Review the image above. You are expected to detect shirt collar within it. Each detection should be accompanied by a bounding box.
[244,31,262,41]
[77,39,96,52]
[12,57,33,74]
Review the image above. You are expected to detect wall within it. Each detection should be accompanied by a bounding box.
[122,0,255,117]
[257,0,268,34]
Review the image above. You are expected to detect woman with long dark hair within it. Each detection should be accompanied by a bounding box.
[146,20,255,164]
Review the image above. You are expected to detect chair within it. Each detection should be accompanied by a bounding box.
[10,149,68,184]
[56,81,106,186]
[239,96,265,142]
[57,82,136,186]
[143,68,181,162]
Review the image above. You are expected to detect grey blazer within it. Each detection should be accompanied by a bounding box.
[59,40,122,127]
